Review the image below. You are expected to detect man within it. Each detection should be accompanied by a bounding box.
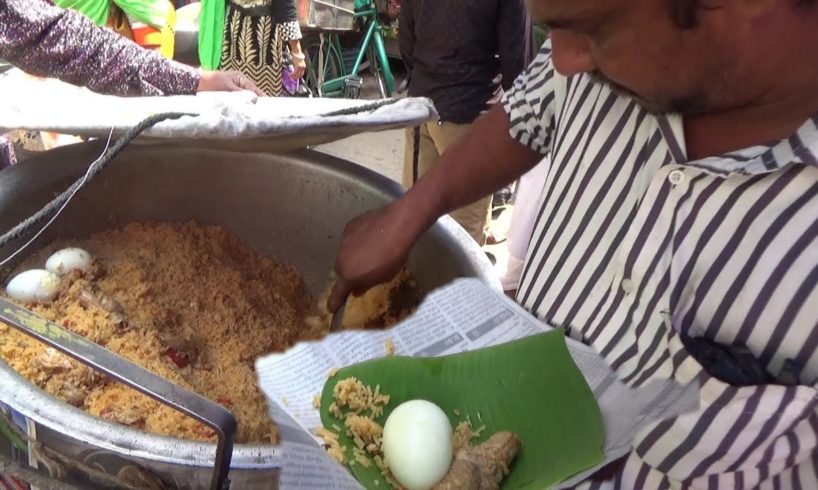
[399,0,526,244]
[330,0,818,487]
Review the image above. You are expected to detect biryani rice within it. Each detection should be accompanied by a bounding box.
[0,222,417,444]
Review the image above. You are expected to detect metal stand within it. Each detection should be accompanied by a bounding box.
[0,300,237,490]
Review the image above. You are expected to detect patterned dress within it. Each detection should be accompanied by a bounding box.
[219,0,302,97]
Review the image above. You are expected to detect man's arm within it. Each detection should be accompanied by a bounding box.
[496,0,526,91]
[0,0,199,96]
[398,0,415,72]
[329,105,541,309]
[329,46,558,310]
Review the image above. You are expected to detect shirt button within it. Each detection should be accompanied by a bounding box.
[668,169,686,186]
[621,278,635,294]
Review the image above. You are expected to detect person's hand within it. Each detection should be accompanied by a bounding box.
[291,54,306,80]
[197,70,265,96]
[328,201,421,313]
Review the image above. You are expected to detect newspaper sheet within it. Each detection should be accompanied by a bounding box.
[256,278,699,489]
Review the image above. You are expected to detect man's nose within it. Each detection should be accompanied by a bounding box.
[549,29,596,76]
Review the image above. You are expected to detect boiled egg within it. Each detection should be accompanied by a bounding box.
[6,269,61,304]
[45,248,93,276]
[382,399,453,490]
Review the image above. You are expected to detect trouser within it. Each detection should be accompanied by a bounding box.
[403,121,492,245]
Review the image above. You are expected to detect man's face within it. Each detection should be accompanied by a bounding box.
[528,0,765,115]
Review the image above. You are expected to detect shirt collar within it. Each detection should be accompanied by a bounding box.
[658,113,818,176]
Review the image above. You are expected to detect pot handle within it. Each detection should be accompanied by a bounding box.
[0,298,237,490]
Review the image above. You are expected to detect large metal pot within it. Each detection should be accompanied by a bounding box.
[0,142,498,489]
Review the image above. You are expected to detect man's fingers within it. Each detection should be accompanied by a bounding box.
[328,278,351,314]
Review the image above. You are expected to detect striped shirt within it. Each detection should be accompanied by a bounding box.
[503,43,818,489]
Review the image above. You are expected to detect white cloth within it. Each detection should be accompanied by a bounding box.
[499,157,550,291]
[0,71,437,153]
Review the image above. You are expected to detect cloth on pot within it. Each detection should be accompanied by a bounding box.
[0,70,438,154]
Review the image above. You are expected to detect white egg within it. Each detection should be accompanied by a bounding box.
[6,269,61,304]
[45,248,93,276]
[382,399,453,490]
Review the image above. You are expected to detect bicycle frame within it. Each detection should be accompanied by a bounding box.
[316,4,395,97]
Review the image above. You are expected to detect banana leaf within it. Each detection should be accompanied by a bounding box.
[320,330,604,489]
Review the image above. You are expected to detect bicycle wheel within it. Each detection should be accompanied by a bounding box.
[367,43,388,99]
[305,38,343,96]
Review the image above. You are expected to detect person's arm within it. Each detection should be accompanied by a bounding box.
[329,45,558,311]
[496,0,526,91]
[0,0,263,96]
[398,0,415,72]
[288,38,306,80]
[0,0,197,96]
[278,2,306,81]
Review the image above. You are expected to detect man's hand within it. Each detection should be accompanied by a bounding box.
[328,106,541,313]
[197,70,265,96]
[328,200,426,313]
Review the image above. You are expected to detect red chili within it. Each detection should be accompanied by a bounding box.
[166,347,189,368]
[195,423,217,439]
[216,396,233,409]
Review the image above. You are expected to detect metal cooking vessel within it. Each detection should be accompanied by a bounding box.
[0,142,499,489]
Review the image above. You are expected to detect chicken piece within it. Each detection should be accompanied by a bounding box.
[41,361,94,407]
[57,384,89,407]
[433,431,521,490]
[156,309,199,368]
[32,348,73,373]
[78,287,129,330]
[342,270,417,329]
[99,405,146,428]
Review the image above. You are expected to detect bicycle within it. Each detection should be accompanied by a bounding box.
[303,0,396,99]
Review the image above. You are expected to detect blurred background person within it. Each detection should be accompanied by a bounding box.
[53,0,178,58]
[199,0,306,97]
[399,0,527,245]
